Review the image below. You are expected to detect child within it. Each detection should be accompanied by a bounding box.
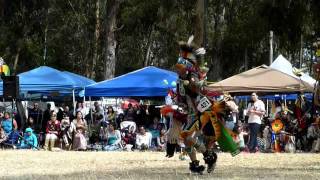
[19,128,38,150]
[237,126,248,151]
[60,114,72,149]
[263,126,271,151]
[0,127,8,144]
[157,129,167,151]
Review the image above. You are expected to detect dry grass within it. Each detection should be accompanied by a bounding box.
[0,151,319,180]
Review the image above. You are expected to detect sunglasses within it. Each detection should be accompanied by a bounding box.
[177,57,193,69]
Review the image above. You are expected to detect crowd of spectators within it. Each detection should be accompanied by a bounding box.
[0,101,167,152]
[0,94,319,154]
[231,93,320,153]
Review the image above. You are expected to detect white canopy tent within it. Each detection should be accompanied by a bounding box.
[270,55,316,87]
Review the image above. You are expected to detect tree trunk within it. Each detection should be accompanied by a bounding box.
[91,0,101,79]
[244,47,248,71]
[208,4,226,81]
[144,26,155,67]
[194,0,204,46]
[0,0,4,17]
[13,47,21,75]
[299,34,303,68]
[104,0,120,80]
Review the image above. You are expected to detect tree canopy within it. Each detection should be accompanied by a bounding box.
[1,0,319,81]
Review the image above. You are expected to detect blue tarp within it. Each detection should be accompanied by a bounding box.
[85,66,178,97]
[0,66,95,98]
[235,93,313,101]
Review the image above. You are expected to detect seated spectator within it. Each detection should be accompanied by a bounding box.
[103,123,122,151]
[0,127,8,145]
[135,126,152,151]
[106,106,116,125]
[71,111,88,151]
[18,128,38,150]
[307,118,320,152]
[60,114,72,150]
[44,112,60,151]
[1,112,18,136]
[157,129,167,151]
[99,121,109,145]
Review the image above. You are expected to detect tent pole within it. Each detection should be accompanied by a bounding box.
[266,100,269,117]
[89,96,93,125]
[83,87,85,103]
[284,94,287,108]
[101,97,106,121]
[72,89,76,116]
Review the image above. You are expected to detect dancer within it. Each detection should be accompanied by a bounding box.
[162,36,239,174]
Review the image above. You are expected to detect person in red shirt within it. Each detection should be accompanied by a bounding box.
[43,111,60,151]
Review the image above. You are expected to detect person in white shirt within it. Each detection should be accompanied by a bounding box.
[247,92,265,153]
[135,126,152,151]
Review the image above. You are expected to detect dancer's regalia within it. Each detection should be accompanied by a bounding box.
[161,36,240,174]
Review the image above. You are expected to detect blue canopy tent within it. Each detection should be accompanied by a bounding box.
[0,66,96,100]
[85,66,178,97]
[62,71,96,89]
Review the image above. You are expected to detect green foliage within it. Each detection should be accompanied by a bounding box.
[0,0,320,80]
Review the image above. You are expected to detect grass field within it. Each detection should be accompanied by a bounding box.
[0,151,319,180]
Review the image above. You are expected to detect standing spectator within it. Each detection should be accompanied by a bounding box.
[103,123,122,151]
[246,92,265,153]
[125,103,136,122]
[1,112,18,135]
[71,111,88,151]
[28,103,43,129]
[134,104,145,127]
[148,117,161,149]
[76,102,88,117]
[24,116,36,132]
[63,106,73,120]
[0,112,4,122]
[106,106,116,125]
[42,103,52,132]
[44,112,60,151]
[116,113,125,129]
[135,126,152,151]
[93,102,104,122]
[224,93,239,131]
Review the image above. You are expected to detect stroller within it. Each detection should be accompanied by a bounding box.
[0,131,20,149]
[120,121,137,151]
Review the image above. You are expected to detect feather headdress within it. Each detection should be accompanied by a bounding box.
[178,35,206,62]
